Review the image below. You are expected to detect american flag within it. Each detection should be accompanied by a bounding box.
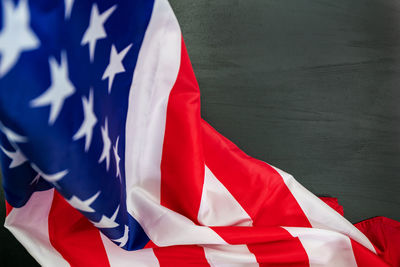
[0,0,399,266]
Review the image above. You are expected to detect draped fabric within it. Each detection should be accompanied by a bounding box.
[0,0,399,266]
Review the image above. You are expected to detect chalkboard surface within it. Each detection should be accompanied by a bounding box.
[1,0,400,265]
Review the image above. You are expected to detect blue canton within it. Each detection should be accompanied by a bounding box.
[0,0,154,250]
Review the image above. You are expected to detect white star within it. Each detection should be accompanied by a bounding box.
[0,121,27,143]
[30,52,75,125]
[0,0,40,77]
[98,118,111,170]
[31,163,68,184]
[67,191,100,213]
[64,0,75,19]
[30,173,40,185]
[113,136,121,179]
[0,145,27,168]
[92,205,119,229]
[102,44,132,93]
[73,89,97,151]
[81,4,116,62]
[112,225,129,247]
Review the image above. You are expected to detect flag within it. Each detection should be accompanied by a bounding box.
[0,0,399,266]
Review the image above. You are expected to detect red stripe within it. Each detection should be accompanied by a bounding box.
[144,240,157,249]
[48,191,110,267]
[5,200,13,216]
[355,216,400,266]
[212,226,309,266]
[202,121,310,265]
[160,35,310,265]
[351,239,390,267]
[147,240,209,266]
[153,245,210,267]
[202,120,311,228]
[160,37,204,223]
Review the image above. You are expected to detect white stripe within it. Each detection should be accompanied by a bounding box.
[283,227,358,267]
[100,233,160,267]
[4,189,70,267]
[124,0,225,248]
[198,166,253,227]
[128,186,226,246]
[272,166,376,253]
[125,0,180,204]
[204,244,259,267]
[199,166,258,266]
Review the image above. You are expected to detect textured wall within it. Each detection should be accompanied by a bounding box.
[170,0,400,223]
[1,0,400,265]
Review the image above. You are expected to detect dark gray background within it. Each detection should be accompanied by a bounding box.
[1,0,400,265]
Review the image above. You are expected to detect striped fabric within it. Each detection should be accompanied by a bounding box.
[0,0,398,266]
